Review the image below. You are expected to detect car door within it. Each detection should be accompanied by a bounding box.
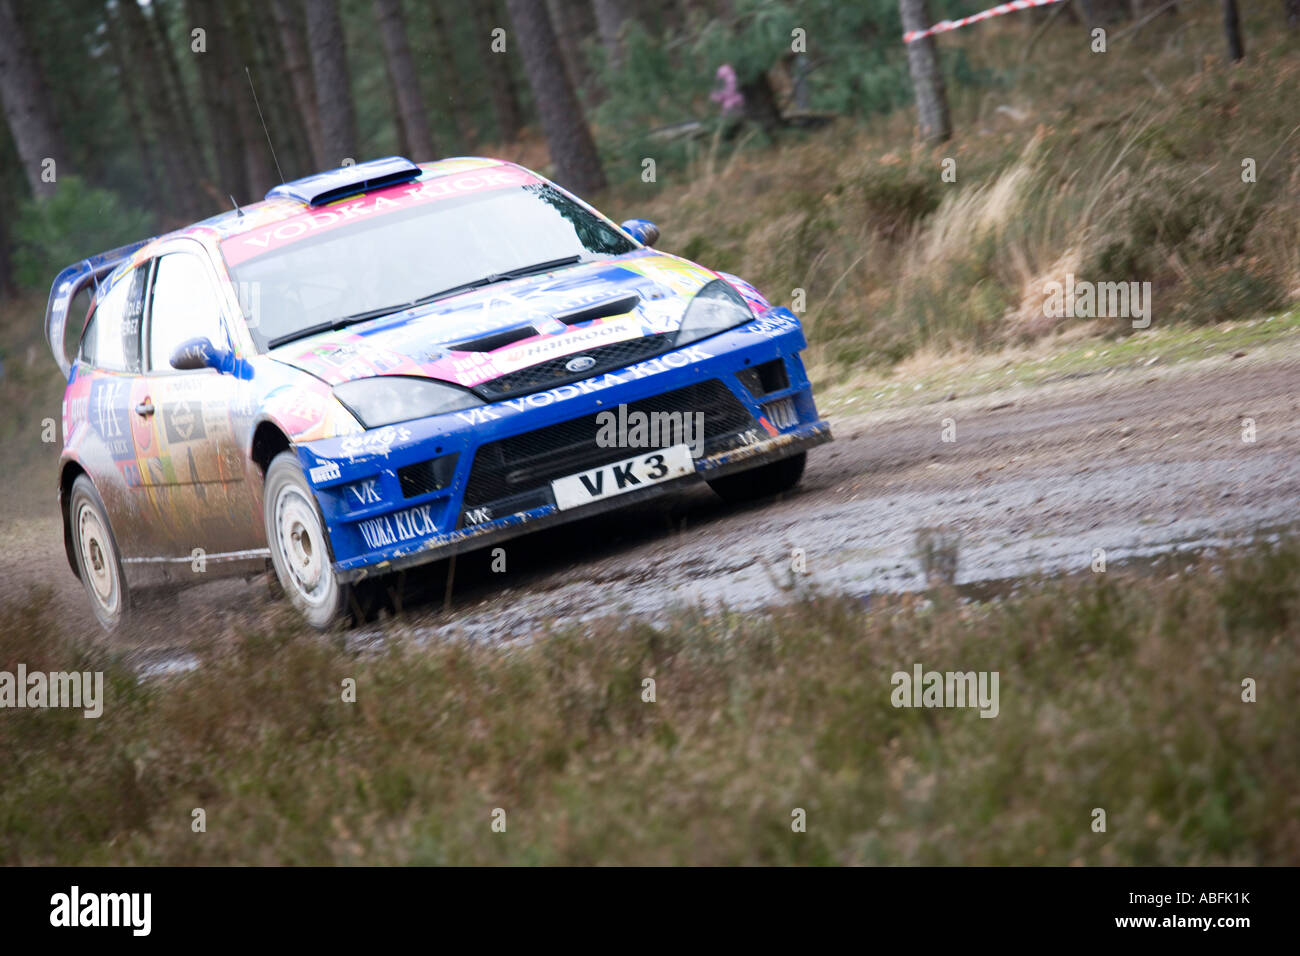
[138,243,253,559]
[74,263,158,557]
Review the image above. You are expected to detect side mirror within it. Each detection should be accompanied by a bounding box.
[170,336,227,372]
[620,218,660,247]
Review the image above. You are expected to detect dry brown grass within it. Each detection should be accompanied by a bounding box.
[602,4,1300,386]
[2,538,1297,865]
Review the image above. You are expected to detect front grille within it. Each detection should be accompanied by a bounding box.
[473,333,675,401]
[398,453,459,498]
[461,380,755,511]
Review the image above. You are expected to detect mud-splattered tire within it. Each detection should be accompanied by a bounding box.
[264,451,349,630]
[706,452,806,504]
[70,475,131,632]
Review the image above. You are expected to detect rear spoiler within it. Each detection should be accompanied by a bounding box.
[44,238,154,377]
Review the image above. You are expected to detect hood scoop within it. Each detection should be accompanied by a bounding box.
[449,326,536,353]
[448,293,642,353]
[553,292,640,326]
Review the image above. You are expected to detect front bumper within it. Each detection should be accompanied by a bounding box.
[298,309,831,584]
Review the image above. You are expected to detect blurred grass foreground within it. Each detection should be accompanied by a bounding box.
[2,536,1297,865]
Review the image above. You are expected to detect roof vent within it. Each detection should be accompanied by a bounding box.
[265,156,421,207]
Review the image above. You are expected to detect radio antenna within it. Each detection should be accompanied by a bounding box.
[245,66,286,185]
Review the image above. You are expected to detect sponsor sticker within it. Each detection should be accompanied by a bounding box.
[357,502,438,550]
[309,461,341,483]
[222,167,540,267]
[163,398,206,443]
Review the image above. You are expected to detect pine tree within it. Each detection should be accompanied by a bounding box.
[898,0,952,144]
[374,0,437,161]
[305,0,358,166]
[505,0,606,194]
[0,0,67,198]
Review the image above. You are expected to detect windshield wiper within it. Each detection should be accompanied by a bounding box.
[409,255,585,307]
[265,255,586,350]
[266,298,428,349]
[496,254,585,280]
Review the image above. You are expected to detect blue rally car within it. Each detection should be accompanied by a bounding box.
[46,156,831,629]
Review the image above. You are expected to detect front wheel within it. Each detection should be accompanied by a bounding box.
[264,451,349,629]
[706,451,806,504]
[70,475,132,632]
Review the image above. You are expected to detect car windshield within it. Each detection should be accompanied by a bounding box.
[223,181,637,350]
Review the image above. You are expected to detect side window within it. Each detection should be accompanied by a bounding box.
[79,312,99,367]
[148,253,228,372]
[80,268,146,372]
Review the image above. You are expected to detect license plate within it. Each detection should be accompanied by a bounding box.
[551,444,694,510]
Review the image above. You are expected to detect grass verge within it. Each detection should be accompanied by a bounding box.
[3,537,1297,865]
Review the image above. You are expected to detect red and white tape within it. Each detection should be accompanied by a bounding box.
[903,0,1066,44]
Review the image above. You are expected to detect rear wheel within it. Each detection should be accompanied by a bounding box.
[69,475,131,632]
[264,452,349,629]
[706,452,806,504]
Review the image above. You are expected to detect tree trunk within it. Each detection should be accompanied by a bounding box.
[476,0,522,143]
[0,0,67,197]
[1221,0,1244,60]
[119,0,202,219]
[898,0,952,144]
[105,8,162,212]
[0,203,14,297]
[740,70,784,132]
[230,0,286,198]
[148,0,210,188]
[592,0,627,69]
[505,0,606,194]
[373,0,436,161]
[188,0,250,205]
[251,1,314,181]
[547,0,595,94]
[305,0,358,166]
[271,0,324,169]
[428,0,475,149]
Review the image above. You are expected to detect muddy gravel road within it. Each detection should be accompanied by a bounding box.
[3,347,1298,662]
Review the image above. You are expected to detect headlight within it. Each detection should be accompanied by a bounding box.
[333,376,481,428]
[674,278,755,347]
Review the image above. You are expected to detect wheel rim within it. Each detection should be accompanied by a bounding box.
[273,483,333,608]
[77,500,119,613]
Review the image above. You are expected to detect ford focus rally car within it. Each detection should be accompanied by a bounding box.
[45,156,831,629]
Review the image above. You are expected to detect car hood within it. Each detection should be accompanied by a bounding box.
[266,251,747,390]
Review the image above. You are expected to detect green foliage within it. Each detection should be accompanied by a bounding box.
[591,0,948,182]
[11,177,154,289]
[1217,539,1300,639]
[1173,267,1287,327]
[855,165,941,239]
[1090,182,1258,282]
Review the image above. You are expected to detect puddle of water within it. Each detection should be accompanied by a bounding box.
[413,454,1300,643]
[134,653,201,682]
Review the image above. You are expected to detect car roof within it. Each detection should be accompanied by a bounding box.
[85,157,530,316]
[178,156,527,245]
